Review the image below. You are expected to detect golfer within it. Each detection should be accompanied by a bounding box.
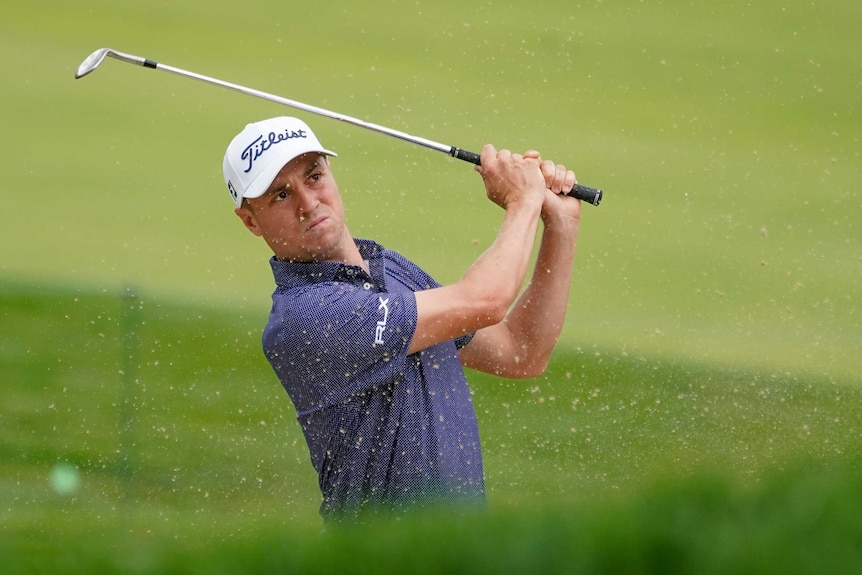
[223,116,581,523]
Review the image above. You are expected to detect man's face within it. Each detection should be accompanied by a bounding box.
[235,153,350,262]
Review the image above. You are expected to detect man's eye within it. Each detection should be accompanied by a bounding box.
[309,173,321,182]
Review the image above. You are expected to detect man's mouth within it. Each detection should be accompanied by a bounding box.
[306,215,327,231]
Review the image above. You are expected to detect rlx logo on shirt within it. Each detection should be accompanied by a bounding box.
[375,296,390,345]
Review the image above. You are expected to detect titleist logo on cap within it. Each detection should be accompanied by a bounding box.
[241,129,308,173]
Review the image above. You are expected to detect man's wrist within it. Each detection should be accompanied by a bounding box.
[504,189,544,214]
[540,212,580,236]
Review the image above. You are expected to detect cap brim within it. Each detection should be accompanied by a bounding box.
[241,148,337,202]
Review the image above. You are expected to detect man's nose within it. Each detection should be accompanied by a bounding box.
[295,187,319,215]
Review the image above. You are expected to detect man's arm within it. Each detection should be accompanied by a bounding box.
[458,158,582,379]
[407,145,546,355]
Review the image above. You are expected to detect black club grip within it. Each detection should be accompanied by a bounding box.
[450,147,603,206]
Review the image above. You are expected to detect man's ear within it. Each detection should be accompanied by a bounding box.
[234,206,263,236]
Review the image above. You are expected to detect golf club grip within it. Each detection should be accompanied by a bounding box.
[450,147,603,206]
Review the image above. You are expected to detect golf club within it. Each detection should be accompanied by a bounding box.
[76,47,603,205]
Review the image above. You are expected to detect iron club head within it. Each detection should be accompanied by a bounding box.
[75,48,149,79]
[75,48,110,79]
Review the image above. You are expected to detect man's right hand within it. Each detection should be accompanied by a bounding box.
[474,144,546,211]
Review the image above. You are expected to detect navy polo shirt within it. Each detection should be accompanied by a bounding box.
[262,239,485,521]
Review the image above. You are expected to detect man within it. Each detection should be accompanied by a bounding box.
[223,116,581,523]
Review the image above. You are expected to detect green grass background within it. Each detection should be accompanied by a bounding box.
[2,0,860,572]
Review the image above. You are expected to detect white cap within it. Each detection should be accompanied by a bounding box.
[223,116,337,208]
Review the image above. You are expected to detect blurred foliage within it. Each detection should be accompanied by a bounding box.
[2,282,860,572]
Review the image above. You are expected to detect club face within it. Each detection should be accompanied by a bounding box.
[75,48,110,79]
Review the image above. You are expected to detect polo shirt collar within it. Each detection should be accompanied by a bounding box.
[270,238,384,289]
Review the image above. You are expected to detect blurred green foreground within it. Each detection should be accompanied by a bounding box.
[2,285,860,573]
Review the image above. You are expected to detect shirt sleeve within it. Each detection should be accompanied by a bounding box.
[263,282,418,414]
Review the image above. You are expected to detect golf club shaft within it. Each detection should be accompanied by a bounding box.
[77,49,602,205]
